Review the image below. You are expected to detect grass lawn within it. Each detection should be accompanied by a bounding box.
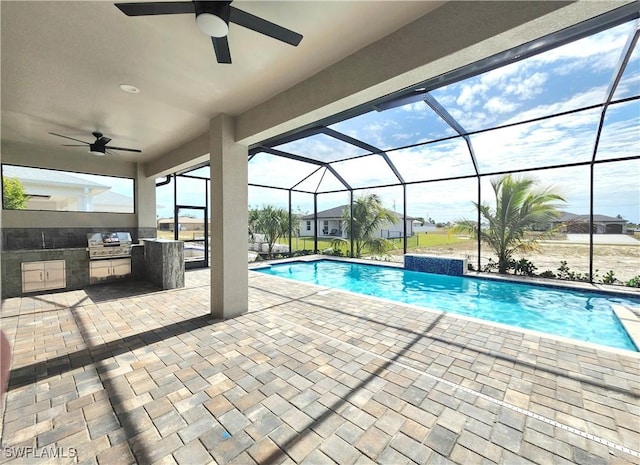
[280,229,471,254]
[157,230,206,241]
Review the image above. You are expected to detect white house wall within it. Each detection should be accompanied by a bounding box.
[299,218,414,238]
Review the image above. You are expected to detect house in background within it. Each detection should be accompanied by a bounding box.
[413,220,437,234]
[536,211,629,234]
[2,165,133,212]
[157,217,206,232]
[300,205,415,238]
[92,191,136,213]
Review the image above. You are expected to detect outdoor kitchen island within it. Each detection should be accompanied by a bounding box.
[0,233,184,297]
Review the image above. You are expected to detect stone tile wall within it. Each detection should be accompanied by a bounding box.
[404,254,467,277]
[1,227,156,250]
[144,240,185,289]
[1,249,90,298]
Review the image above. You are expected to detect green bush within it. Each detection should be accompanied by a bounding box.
[601,270,618,285]
[555,261,590,282]
[625,276,640,288]
[512,258,537,276]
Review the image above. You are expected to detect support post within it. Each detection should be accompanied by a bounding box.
[135,163,159,239]
[209,114,248,319]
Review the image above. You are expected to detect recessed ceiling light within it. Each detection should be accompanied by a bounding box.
[119,84,140,94]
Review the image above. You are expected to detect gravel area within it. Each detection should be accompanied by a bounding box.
[389,236,640,284]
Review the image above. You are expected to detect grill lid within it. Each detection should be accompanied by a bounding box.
[87,232,132,259]
[87,232,132,247]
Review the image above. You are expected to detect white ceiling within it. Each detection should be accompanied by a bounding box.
[1,1,444,164]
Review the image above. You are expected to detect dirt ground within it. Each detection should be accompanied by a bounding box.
[389,239,640,284]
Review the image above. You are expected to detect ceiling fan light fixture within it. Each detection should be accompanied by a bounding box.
[196,12,228,38]
[89,144,106,156]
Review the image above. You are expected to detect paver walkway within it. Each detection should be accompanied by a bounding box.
[0,267,638,464]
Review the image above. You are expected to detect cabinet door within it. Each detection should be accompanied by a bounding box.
[44,260,66,290]
[90,260,112,280]
[22,262,45,292]
[111,258,131,277]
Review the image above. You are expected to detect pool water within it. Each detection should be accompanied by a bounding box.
[256,260,640,351]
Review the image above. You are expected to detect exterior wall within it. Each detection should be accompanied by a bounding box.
[299,217,413,238]
[380,219,413,238]
[318,219,343,237]
[136,163,158,237]
[299,219,315,237]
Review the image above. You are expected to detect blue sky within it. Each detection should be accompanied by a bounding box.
[160,19,639,223]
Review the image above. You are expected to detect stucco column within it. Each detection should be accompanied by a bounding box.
[136,163,158,238]
[209,114,248,319]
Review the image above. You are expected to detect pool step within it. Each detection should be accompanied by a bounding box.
[613,304,640,351]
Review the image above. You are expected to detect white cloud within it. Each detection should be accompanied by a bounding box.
[504,72,547,99]
[456,82,488,110]
[484,97,518,114]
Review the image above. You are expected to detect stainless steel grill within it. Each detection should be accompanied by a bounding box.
[87,232,132,259]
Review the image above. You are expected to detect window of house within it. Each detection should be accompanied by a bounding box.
[306,220,311,231]
[1,164,135,213]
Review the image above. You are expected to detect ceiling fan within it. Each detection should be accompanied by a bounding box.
[49,131,142,156]
[114,1,303,64]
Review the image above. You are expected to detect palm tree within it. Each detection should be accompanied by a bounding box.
[249,205,298,257]
[453,174,565,273]
[331,194,397,258]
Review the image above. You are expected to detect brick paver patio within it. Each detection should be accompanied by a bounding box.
[0,266,638,464]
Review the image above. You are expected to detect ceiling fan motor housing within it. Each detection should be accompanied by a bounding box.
[195,1,231,37]
[89,144,106,155]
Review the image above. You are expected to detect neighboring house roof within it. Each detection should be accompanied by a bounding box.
[2,165,110,189]
[553,211,627,224]
[302,205,415,220]
[302,206,343,219]
[92,191,133,208]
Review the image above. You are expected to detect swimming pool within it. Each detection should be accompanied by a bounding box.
[255,259,640,351]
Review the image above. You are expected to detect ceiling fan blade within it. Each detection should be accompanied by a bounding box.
[104,145,142,153]
[61,144,87,147]
[49,132,90,144]
[212,36,231,64]
[114,2,195,16]
[96,136,112,146]
[229,7,302,46]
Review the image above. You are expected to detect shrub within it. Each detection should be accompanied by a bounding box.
[556,261,590,282]
[513,258,537,276]
[483,258,499,273]
[322,248,344,257]
[601,270,618,285]
[625,276,640,288]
